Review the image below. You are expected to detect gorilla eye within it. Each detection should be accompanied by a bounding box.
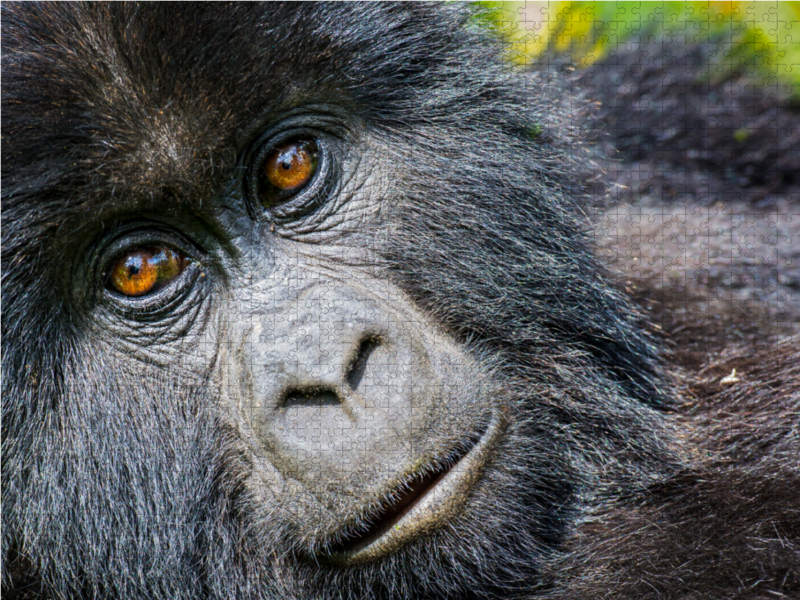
[108,247,190,297]
[257,139,319,207]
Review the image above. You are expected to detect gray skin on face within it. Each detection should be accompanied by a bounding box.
[218,259,504,563]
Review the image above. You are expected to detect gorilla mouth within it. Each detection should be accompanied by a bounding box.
[327,418,503,564]
[338,446,475,550]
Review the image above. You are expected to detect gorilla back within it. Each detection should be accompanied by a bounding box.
[3,3,797,600]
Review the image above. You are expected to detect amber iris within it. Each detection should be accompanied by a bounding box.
[109,247,188,297]
[260,140,318,202]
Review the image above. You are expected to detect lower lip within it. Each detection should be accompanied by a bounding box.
[326,415,505,565]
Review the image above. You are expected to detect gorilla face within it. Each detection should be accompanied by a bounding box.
[2,4,680,599]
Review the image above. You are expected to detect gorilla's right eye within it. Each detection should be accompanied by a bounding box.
[107,247,191,297]
[257,139,319,208]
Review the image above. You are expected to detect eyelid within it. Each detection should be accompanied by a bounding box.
[95,228,203,312]
[247,132,332,222]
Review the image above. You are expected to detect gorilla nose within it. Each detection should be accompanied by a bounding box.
[235,283,438,487]
[278,334,380,399]
[279,335,379,405]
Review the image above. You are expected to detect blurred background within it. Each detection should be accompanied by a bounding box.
[479,1,799,95]
[476,2,800,357]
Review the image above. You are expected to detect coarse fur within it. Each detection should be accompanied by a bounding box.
[2,3,798,600]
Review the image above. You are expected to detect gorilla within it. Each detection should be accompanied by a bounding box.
[2,3,798,599]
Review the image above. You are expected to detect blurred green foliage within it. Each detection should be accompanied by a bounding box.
[474,1,800,97]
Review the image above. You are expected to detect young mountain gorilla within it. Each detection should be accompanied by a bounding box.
[2,3,798,599]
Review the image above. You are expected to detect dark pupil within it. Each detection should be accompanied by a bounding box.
[282,161,291,170]
[126,256,144,276]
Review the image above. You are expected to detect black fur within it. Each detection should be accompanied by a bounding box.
[2,4,797,599]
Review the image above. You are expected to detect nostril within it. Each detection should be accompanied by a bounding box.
[282,388,341,408]
[346,337,380,391]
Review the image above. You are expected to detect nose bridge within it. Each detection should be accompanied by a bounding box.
[277,303,355,391]
[252,284,382,395]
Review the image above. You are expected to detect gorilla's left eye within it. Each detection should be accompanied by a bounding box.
[107,247,191,297]
[257,139,319,208]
